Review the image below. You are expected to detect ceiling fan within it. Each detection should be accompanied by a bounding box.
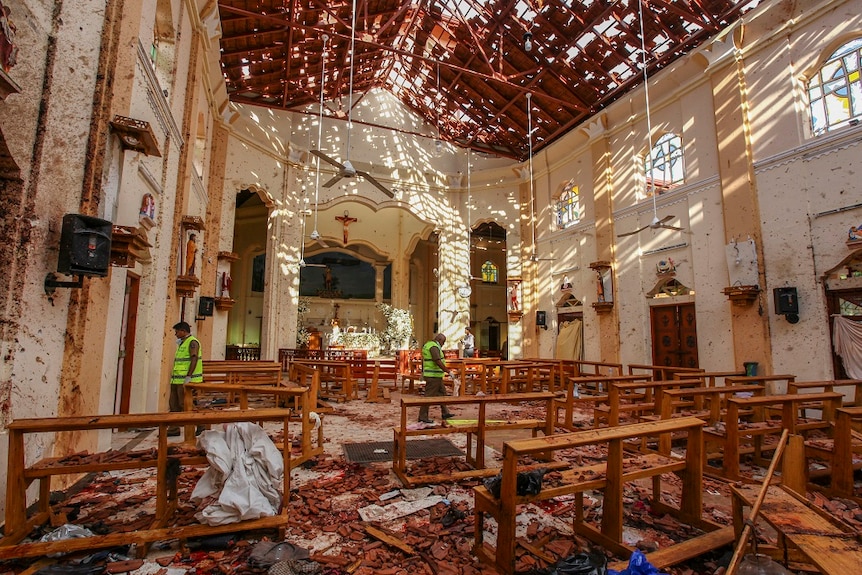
[616,1,686,239]
[310,0,394,199]
[617,214,683,238]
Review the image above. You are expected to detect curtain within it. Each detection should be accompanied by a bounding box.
[555,319,583,361]
[833,315,862,379]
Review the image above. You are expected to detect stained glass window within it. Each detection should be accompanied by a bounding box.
[809,38,862,135]
[644,133,684,196]
[555,180,581,229]
[481,261,498,283]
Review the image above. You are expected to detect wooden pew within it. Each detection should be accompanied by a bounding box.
[810,405,862,497]
[393,392,556,487]
[627,363,704,381]
[473,417,727,575]
[1,409,295,560]
[594,378,705,428]
[707,392,843,480]
[291,359,356,402]
[553,374,651,431]
[201,359,282,386]
[672,370,745,387]
[725,374,796,394]
[574,359,623,376]
[788,379,862,408]
[731,483,862,574]
[650,384,766,454]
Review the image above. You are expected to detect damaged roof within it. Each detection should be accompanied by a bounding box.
[218,0,760,161]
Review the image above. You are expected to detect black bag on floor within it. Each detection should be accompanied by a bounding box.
[527,552,608,575]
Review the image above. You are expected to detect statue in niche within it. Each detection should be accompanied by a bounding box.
[139,193,155,221]
[509,284,520,311]
[221,271,232,298]
[596,270,606,302]
[185,233,198,276]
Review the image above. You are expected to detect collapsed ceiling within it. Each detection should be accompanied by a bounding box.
[218,0,760,161]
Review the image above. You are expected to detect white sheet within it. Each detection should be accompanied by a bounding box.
[833,315,862,379]
[191,422,284,525]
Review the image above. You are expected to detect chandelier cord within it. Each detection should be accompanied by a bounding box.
[345,0,357,160]
[638,0,658,217]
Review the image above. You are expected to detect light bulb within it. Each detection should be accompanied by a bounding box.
[524,32,533,52]
[434,139,443,156]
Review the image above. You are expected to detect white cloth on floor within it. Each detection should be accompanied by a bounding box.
[191,422,284,525]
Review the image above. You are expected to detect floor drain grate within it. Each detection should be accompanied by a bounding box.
[342,438,463,463]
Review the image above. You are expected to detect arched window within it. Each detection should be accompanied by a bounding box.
[809,38,862,135]
[644,133,684,196]
[555,179,582,230]
[481,261,498,284]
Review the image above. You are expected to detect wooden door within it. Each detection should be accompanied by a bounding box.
[650,303,698,368]
[115,274,140,414]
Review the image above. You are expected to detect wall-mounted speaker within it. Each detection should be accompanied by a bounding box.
[198,296,215,317]
[536,310,547,327]
[57,214,112,277]
[773,287,799,315]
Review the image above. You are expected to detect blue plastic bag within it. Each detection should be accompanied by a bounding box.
[607,550,667,575]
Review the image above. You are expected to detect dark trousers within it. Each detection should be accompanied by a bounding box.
[419,376,453,420]
[168,384,185,434]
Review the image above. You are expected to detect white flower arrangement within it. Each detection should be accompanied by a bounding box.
[377,303,414,353]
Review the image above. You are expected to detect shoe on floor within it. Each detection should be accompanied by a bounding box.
[167,428,181,437]
[418,418,435,424]
[442,413,455,419]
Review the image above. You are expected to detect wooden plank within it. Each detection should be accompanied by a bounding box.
[365,525,415,555]
[786,534,862,574]
[607,526,736,571]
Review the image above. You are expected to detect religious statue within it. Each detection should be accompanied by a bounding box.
[221,271,232,298]
[509,284,519,311]
[186,233,197,276]
[560,275,572,290]
[139,193,155,220]
[323,266,333,291]
[0,3,18,74]
[335,210,357,244]
[596,270,605,302]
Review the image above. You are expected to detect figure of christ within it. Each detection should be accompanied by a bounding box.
[335,212,358,244]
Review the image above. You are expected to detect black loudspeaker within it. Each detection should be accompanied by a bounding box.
[773,287,799,315]
[198,297,215,317]
[57,214,112,277]
[536,310,547,327]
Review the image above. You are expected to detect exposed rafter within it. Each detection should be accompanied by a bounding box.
[218,0,759,161]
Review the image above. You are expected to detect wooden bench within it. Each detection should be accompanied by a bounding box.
[201,359,283,386]
[553,374,651,431]
[672,370,745,387]
[291,359,356,402]
[184,382,323,466]
[393,392,556,487]
[594,378,705,428]
[805,405,862,497]
[725,374,797,395]
[574,359,623,376]
[627,363,704,381]
[649,384,766,454]
[706,392,843,480]
[473,417,725,575]
[788,379,862,408]
[1,409,296,560]
[731,483,862,574]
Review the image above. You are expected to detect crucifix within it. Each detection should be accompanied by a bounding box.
[335,210,358,244]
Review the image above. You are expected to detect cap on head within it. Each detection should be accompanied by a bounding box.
[173,321,191,332]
